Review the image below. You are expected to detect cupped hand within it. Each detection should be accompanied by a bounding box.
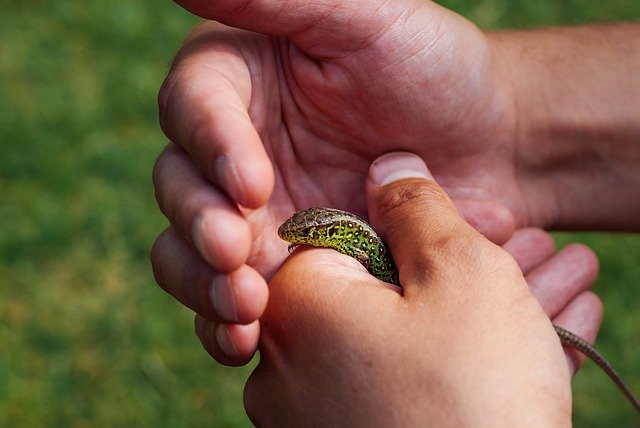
[153,0,525,365]
[157,0,522,269]
[241,154,599,426]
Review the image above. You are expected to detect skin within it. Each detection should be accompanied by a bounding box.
[243,156,581,426]
[151,0,638,365]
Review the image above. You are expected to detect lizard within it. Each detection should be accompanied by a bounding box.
[278,207,640,413]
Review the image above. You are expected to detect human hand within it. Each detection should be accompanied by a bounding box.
[160,0,526,222]
[154,0,631,366]
[241,154,601,426]
[153,0,521,365]
[151,145,512,366]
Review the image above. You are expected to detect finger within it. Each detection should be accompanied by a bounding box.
[151,227,269,324]
[551,291,603,375]
[502,228,556,274]
[524,243,599,317]
[453,199,515,245]
[195,315,260,367]
[159,25,273,208]
[153,143,251,271]
[173,0,398,55]
[366,152,511,294]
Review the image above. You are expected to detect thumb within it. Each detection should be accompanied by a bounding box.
[174,0,412,55]
[366,152,506,294]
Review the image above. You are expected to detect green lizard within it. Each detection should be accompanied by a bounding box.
[278,207,640,413]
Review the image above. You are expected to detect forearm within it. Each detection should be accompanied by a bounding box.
[490,23,640,230]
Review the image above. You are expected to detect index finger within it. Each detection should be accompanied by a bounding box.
[159,21,274,208]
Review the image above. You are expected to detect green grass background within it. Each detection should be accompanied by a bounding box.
[1,1,638,426]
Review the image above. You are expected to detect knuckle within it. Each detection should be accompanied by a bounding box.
[150,228,211,314]
[149,230,172,293]
[471,242,523,281]
[151,152,164,191]
[151,148,170,209]
[377,179,452,221]
[157,75,173,118]
[444,232,521,280]
[158,64,211,144]
[195,316,215,356]
[152,144,187,219]
[158,32,208,130]
[158,71,182,138]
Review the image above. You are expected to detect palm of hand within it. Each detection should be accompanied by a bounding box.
[160,4,523,278]
[225,8,519,275]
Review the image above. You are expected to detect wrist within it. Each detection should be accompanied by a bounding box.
[488,24,640,230]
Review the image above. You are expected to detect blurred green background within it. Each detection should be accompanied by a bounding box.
[1,1,638,426]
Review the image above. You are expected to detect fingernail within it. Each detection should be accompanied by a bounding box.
[192,215,213,265]
[369,152,433,186]
[210,275,240,323]
[215,324,240,358]
[215,155,248,207]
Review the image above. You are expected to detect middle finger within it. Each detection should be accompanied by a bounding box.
[150,227,269,324]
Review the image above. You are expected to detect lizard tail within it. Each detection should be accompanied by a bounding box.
[554,325,640,413]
